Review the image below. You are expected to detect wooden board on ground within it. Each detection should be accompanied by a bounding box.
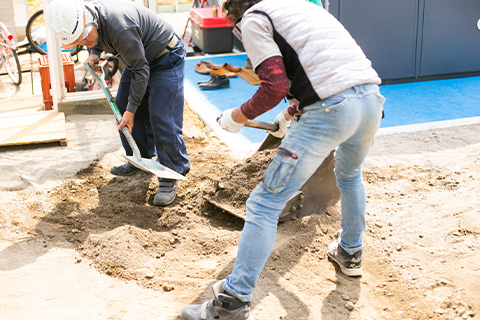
[237,67,261,86]
[0,112,67,147]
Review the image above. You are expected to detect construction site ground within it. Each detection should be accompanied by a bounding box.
[1,10,479,320]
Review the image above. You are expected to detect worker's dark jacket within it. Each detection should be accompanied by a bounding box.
[89,0,175,113]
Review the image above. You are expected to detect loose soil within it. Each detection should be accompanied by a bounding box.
[7,2,480,318]
[1,105,479,320]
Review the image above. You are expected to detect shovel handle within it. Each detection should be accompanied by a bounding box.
[84,62,143,161]
[244,120,278,132]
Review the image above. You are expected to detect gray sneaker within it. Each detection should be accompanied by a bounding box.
[153,179,178,206]
[180,280,254,320]
[110,162,140,176]
[327,240,362,277]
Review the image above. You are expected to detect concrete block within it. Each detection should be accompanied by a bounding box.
[58,92,114,116]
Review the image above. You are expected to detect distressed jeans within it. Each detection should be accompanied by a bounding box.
[224,84,385,301]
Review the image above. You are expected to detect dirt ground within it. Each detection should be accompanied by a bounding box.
[2,3,477,319]
[1,100,479,319]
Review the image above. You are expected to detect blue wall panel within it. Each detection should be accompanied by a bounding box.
[420,0,480,76]
[334,0,419,80]
[326,0,480,81]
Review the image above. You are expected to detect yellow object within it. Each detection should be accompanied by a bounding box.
[212,5,218,17]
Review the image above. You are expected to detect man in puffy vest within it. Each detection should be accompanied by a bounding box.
[180,0,385,319]
[45,0,190,206]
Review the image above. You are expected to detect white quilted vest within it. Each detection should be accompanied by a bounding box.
[244,0,381,106]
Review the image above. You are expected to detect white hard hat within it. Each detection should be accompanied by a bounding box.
[45,0,85,48]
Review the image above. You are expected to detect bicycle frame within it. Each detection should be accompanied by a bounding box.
[0,20,23,85]
[0,21,17,51]
[81,58,113,91]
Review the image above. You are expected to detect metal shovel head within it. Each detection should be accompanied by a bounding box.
[83,62,186,181]
[123,155,187,180]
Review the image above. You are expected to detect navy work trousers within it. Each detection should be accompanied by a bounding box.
[114,37,190,177]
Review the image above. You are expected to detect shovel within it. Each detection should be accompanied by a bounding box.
[206,119,341,221]
[85,63,186,181]
[243,119,282,151]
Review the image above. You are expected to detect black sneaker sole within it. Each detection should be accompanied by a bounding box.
[199,84,230,90]
[153,198,175,206]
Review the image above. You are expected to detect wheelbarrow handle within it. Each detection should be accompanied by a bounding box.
[244,120,278,132]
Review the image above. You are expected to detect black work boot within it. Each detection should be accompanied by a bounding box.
[198,75,229,90]
[180,280,254,320]
[110,162,140,176]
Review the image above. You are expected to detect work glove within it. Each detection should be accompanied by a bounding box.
[268,111,291,138]
[217,108,244,133]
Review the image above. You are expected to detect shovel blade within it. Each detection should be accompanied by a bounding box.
[123,155,187,180]
[257,134,282,152]
[205,196,246,220]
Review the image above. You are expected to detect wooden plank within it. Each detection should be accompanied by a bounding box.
[0,112,67,147]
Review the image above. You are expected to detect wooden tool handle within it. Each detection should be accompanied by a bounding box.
[244,120,278,132]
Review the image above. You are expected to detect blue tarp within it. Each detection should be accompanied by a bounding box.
[185,53,480,144]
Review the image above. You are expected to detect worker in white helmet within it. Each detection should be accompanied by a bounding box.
[45,0,190,206]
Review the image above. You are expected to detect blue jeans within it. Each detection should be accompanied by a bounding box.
[115,35,190,176]
[224,84,385,301]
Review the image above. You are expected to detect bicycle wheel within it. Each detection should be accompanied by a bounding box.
[104,54,119,78]
[26,9,83,56]
[0,30,22,85]
[86,50,120,79]
[2,48,22,85]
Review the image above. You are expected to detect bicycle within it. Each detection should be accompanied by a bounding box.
[26,9,84,56]
[77,53,119,91]
[0,21,22,85]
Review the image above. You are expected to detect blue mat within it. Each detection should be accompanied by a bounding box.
[184,53,480,147]
[37,42,85,54]
[184,54,288,146]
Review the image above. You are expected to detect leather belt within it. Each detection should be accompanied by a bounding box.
[156,36,178,59]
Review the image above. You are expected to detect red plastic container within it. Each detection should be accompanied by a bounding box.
[190,7,234,53]
[38,53,75,110]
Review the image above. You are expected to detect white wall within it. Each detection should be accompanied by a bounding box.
[13,0,28,40]
[0,0,29,42]
[0,0,17,41]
